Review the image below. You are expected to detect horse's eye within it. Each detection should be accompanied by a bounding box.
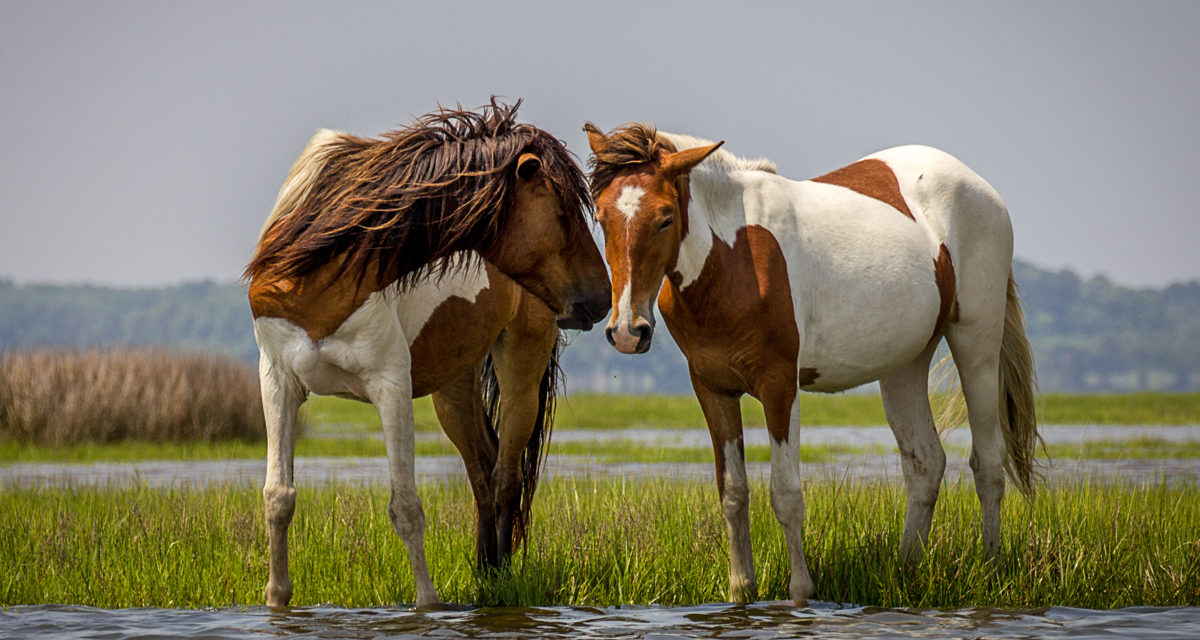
[658,217,674,231]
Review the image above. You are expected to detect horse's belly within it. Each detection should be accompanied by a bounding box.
[794,263,942,393]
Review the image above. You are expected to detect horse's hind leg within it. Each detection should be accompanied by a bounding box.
[368,368,440,608]
[259,356,302,607]
[945,315,1006,555]
[432,366,500,568]
[878,342,945,562]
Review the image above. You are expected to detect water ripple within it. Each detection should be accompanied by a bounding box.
[3,602,1199,640]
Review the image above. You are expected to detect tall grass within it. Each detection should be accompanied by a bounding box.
[0,348,266,443]
[3,478,1196,609]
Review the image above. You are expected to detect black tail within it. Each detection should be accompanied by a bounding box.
[479,332,563,549]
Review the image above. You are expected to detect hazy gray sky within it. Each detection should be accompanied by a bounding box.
[1,1,1197,287]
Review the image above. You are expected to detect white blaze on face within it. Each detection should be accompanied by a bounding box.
[610,281,641,353]
[609,185,647,353]
[616,185,645,222]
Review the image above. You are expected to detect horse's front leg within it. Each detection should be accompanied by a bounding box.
[691,372,756,603]
[432,366,499,569]
[368,353,440,608]
[761,385,815,605]
[258,353,302,607]
[488,317,558,563]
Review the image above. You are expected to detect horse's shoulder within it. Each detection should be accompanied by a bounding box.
[249,266,382,343]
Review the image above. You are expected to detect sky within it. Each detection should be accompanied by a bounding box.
[1,1,1197,288]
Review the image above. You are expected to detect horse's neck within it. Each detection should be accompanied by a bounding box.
[674,170,748,288]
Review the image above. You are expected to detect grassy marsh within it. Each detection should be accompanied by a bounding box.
[2,478,1197,609]
[4,430,1199,466]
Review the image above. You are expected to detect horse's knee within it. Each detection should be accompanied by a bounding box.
[769,477,805,524]
[263,484,296,526]
[969,450,1006,496]
[721,482,750,518]
[492,467,522,510]
[387,491,426,539]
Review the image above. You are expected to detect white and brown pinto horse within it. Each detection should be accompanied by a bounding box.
[244,101,609,608]
[585,123,1038,604]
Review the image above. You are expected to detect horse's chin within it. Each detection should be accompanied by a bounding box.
[556,315,594,331]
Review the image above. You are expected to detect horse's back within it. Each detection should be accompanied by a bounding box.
[866,145,1012,246]
[753,146,1011,390]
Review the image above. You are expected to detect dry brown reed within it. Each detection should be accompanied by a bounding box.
[0,348,265,444]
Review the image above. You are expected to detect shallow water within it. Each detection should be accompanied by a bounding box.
[5,424,1200,488]
[4,602,1200,639]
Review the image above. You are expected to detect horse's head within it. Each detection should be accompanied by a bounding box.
[585,123,722,353]
[487,152,611,331]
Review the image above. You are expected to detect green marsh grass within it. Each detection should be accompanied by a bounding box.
[304,391,1200,432]
[3,478,1197,609]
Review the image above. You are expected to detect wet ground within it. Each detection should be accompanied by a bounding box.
[4,601,1200,639]
[4,425,1199,488]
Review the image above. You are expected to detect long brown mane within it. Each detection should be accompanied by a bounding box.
[583,122,678,201]
[246,99,590,291]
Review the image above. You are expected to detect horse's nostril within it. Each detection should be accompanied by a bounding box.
[605,326,617,347]
[631,323,654,353]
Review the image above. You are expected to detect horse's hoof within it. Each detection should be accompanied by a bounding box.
[729,580,758,604]
[264,582,293,608]
[789,586,815,607]
[413,593,443,610]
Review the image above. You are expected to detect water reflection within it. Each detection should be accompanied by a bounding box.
[5,602,1198,639]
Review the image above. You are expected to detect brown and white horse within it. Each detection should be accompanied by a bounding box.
[585,122,1039,605]
[244,101,609,608]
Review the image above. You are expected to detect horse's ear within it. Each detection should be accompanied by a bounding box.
[516,153,542,180]
[584,123,607,155]
[662,141,724,177]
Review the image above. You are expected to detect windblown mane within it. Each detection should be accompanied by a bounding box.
[584,122,676,201]
[245,98,589,291]
[585,122,776,199]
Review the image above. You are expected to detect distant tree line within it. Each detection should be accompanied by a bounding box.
[1,260,1197,392]
[1013,263,1200,391]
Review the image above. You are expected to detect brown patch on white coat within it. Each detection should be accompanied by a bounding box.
[930,243,959,348]
[811,158,915,220]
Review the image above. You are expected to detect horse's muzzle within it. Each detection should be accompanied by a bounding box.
[557,299,611,331]
[606,316,654,354]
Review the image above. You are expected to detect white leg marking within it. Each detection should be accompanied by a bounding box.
[366,336,440,608]
[259,353,301,607]
[768,396,815,604]
[721,440,757,602]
